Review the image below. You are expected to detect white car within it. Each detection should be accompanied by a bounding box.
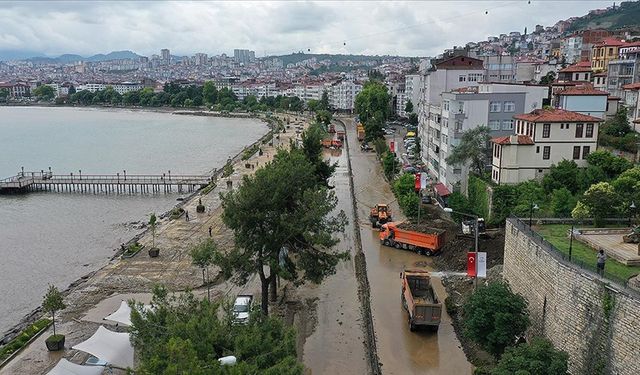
[233,295,252,324]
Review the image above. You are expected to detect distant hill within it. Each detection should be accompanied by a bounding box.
[271,52,399,67]
[0,50,45,61]
[21,50,141,64]
[567,1,640,32]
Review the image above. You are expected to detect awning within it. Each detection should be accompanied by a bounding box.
[72,326,134,369]
[434,182,451,197]
[104,301,132,326]
[46,359,104,375]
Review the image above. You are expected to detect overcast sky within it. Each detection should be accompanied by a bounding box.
[0,0,614,58]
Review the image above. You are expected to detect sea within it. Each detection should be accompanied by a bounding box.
[0,106,266,334]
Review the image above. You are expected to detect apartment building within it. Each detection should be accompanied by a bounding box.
[425,83,547,193]
[557,61,593,83]
[560,35,583,64]
[76,82,144,94]
[482,55,517,83]
[622,83,640,130]
[555,84,608,119]
[607,42,640,98]
[0,82,30,98]
[592,38,625,72]
[328,80,362,111]
[491,108,601,185]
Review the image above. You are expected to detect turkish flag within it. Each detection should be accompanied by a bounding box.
[467,252,477,277]
[415,173,421,192]
[390,141,395,153]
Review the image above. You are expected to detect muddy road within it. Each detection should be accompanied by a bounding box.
[345,118,472,375]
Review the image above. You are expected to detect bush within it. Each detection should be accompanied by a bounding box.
[222,163,234,178]
[493,337,568,375]
[0,319,51,361]
[468,175,489,219]
[124,242,143,256]
[382,151,399,179]
[242,145,259,160]
[201,183,216,195]
[398,192,420,218]
[170,207,185,220]
[463,281,529,358]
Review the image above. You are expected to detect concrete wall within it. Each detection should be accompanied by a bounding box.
[503,218,640,375]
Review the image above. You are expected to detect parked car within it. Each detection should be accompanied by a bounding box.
[232,295,253,324]
[403,166,417,174]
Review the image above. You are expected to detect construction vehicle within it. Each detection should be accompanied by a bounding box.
[379,222,445,256]
[329,124,336,133]
[336,130,345,141]
[357,123,365,142]
[623,226,640,243]
[370,204,392,228]
[461,218,486,236]
[401,269,442,331]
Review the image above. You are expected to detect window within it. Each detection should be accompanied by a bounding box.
[455,121,463,131]
[573,146,581,160]
[543,146,550,160]
[502,120,514,130]
[443,101,450,111]
[489,120,501,130]
[575,123,584,138]
[560,123,564,129]
[582,146,591,159]
[542,123,550,138]
[586,123,594,137]
[468,73,484,82]
[489,102,501,112]
[503,101,515,112]
[536,146,540,153]
[459,75,466,82]
[442,119,448,128]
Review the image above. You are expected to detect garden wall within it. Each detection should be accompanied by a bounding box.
[503,218,640,375]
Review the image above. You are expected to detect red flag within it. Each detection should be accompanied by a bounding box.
[389,141,395,153]
[467,252,477,277]
[415,173,421,192]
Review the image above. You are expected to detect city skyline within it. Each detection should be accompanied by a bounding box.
[1,0,614,58]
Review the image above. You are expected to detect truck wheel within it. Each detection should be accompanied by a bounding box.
[394,242,402,249]
[425,250,433,256]
[409,319,416,332]
[383,239,390,246]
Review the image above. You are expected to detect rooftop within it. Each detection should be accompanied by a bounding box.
[514,108,602,123]
[559,61,592,73]
[557,84,608,96]
[491,135,535,145]
[623,83,640,90]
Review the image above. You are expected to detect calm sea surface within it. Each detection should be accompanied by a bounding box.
[0,106,266,334]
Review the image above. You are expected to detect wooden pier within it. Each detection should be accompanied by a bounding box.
[0,170,212,195]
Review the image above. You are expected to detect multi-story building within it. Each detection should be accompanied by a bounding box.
[0,82,30,98]
[404,74,422,115]
[622,83,640,130]
[233,49,255,65]
[328,80,362,111]
[426,83,547,193]
[591,38,625,72]
[557,61,592,83]
[491,108,601,185]
[418,56,485,183]
[482,55,517,83]
[580,29,610,62]
[607,42,640,98]
[560,35,583,64]
[161,49,170,64]
[76,82,144,94]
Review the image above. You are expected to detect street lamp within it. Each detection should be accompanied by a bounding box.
[529,202,539,227]
[629,201,636,227]
[444,207,479,290]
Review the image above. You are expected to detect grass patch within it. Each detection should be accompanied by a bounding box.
[201,183,216,195]
[536,224,640,281]
[123,242,143,257]
[0,319,51,362]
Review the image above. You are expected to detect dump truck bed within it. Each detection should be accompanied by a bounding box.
[380,222,445,252]
[402,269,442,331]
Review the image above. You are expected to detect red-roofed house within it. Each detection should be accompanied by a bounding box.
[557,61,593,83]
[555,84,609,119]
[490,108,602,185]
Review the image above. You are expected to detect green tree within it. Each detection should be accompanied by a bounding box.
[542,160,580,194]
[446,126,491,176]
[575,182,621,226]
[493,337,569,375]
[586,150,632,180]
[539,71,556,85]
[319,90,330,110]
[405,100,414,114]
[393,173,416,196]
[372,137,388,156]
[129,286,303,374]
[550,188,577,217]
[600,107,632,137]
[190,239,217,300]
[577,165,608,191]
[307,99,320,112]
[447,192,474,222]
[408,112,419,126]
[42,285,66,336]
[354,81,390,125]
[382,151,399,179]
[399,192,420,218]
[33,85,55,101]
[202,81,218,106]
[149,213,157,249]
[463,282,529,358]
[315,110,332,126]
[300,122,337,186]
[215,149,348,315]
[0,88,9,101]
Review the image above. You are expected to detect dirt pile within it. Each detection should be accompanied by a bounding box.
[397,221,446,234]
[434,231,505,272]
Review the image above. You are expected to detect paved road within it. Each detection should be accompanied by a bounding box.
[344,118,472,375]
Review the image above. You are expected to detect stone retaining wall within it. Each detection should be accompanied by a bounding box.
[503,218,640,375]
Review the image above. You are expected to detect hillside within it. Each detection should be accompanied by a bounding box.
[567,1,640,32]
[272,52,393,66]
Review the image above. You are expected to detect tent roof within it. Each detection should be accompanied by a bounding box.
[104,301,132,326]
[72,326,134,369]
[46,359,104,375]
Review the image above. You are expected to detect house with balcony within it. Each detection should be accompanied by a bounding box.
[607,42,640,98]
[491,108,602,185]
[591,38,625,72]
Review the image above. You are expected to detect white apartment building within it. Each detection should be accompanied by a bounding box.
[292,84,329,102]
[76,82,144,95]
[491,108,601,185]
[328,80,362,111]
[396,74,422,117]
[560,35,583,64]
[417,55,486,190]
[426,83,548,193]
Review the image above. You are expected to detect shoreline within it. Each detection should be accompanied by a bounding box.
[0,113,277,345]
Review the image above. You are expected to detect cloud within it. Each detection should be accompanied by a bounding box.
[0,0,614,58]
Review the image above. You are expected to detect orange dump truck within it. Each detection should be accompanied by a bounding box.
[357,123,365,142]
[336,130,345,141]
[379,222,445,256]
[401,269,442,331]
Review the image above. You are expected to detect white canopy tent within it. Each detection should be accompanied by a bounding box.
[46,359,104,375]
[72,326,134,369]
[104,301,132,326]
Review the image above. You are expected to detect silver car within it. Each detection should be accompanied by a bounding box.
[233,295,253,324]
